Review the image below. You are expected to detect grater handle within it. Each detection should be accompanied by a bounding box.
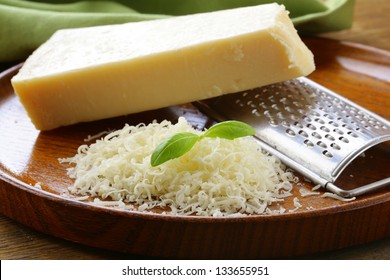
[325,178,390,198]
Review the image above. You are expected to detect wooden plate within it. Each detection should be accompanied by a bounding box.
[0,38,389,259]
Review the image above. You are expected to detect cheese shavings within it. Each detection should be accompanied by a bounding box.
[321,192,356,202]
[299,188,320,197]
[59,117,297,216]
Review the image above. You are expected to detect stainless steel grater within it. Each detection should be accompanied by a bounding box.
[195,77,390,197]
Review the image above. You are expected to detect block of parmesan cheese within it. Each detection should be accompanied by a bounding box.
[12,3,315,130]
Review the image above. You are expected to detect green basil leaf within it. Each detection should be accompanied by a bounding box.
[202,120,255,140]
[151,132,199,167]
[150,120,255,167]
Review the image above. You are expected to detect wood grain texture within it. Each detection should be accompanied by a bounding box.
[0,37,389,259]
[1,0,389,260]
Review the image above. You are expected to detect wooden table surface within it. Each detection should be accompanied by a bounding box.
[1,0,389,260]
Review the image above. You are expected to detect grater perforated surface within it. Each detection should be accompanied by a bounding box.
[196,77,390,187]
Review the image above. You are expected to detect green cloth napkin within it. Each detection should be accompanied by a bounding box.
[0,0,355,63]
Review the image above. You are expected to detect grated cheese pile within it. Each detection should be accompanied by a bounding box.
[60,117,297,216]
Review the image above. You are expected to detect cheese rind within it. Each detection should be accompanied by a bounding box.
[12,4,315,130]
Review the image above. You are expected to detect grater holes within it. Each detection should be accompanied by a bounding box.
[246,100,254,106]
[205,79,390,171]
[320,126,330,133]
[305,105,314,111]
[322,150,333,158]
[299,130,308,137]
[312,132,322,139]
[294,122,304,128]
[333,128,344,135]
[235,99,244,107]
[354,113,363,120]
[276,112,285,120]
[259,101,267,109]
[279,97,288,104]
[347,131,358,138]
[311,111,321,117]
[323,113,334,120]
[307,123,316,130]
[286,128,296,137]
[317,141,327,148]
[304,139,314,148]
[339,136,349,143]
[268,96,276,103]
[251,109,261,117]
[370,120,383,129]
[331,143,341,150]
[325,134,335,141]
[292,101,303,108]
[269,119,279,127]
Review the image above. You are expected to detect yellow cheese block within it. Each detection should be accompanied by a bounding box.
[12,3,315,130]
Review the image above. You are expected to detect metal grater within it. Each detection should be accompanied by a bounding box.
[195,77,390,197]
